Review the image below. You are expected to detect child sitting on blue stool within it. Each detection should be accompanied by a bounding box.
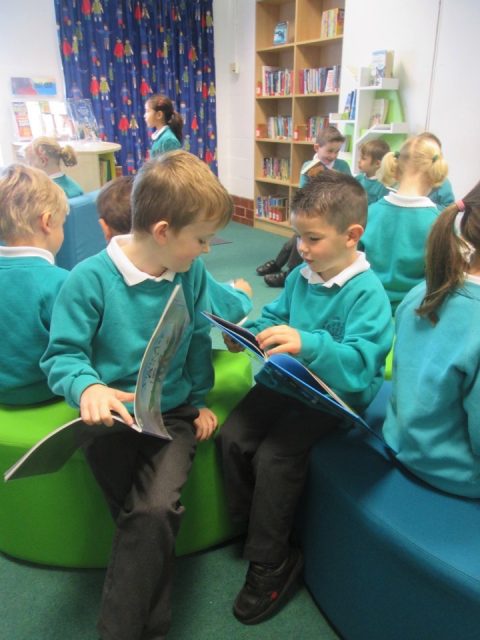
[383,180,480,498]
[0,164,68,405]
[218,171,393,625]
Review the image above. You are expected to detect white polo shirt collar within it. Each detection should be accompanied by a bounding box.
[384,192,436,208]
[107,234,175,286]
[151,125,168,141]
[300,251,370,288]
[0,245,55,264]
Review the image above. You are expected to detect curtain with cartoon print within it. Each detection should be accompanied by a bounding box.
[54,0,218,174]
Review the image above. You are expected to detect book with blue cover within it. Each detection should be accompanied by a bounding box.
[202,311,370,430]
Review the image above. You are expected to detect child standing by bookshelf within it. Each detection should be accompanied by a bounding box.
[383,181,480,497]
[0,164,68,404]
[144,94,183,158]
[219,171,393,625]
[299,125,351,187]
[24,136,84,198]
[360,135,448,313]
[355,138,390,204]
[41,150,233,640]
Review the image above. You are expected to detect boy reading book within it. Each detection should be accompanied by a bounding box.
[40,150,233,640]
[218,171,393,625]
[96,174,253,324]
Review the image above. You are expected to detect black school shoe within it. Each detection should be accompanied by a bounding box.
[256,259,280,276]
[264,271,287,287]
[233,548,304,625]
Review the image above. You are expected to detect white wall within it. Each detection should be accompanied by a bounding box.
[1,0,479,198]
[0,0,64,166]
[428,0,480,197]
[342,0,480,200]
[213,0,256,198]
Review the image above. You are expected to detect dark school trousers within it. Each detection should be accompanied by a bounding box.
[84,404,198,640]
[217,384,338,564]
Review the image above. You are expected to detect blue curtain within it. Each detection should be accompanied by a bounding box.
[54,0,218,174]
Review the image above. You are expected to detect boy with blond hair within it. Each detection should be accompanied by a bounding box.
[41,150,233,640]
[219,171,393,625]
[355,138,390,204]
[0,164,68,404]
[96,174,252,324]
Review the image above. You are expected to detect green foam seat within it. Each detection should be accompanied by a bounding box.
[0,350,251,567]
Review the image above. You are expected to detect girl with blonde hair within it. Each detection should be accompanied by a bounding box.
[25,136,84,198]
[361,135,448,312]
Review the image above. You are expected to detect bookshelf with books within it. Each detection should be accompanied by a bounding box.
[330,66,409,173]
[254,0,345,236]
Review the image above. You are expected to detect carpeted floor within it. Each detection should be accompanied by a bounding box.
[0,222,340,640]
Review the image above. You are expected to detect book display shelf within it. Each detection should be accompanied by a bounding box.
[254,0,345,236]
[330,67,408,173]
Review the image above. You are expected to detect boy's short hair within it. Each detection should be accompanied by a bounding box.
[359,139,390,163]
[97,175,134,235]
[290,170,367,231]
[0,164,68,243]
[315,125,345,148]
[131,150,233,233]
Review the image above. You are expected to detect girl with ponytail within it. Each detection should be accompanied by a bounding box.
[383,181,480,497]
[144,94,183,158]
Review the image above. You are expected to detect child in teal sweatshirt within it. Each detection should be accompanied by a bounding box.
[41,150,233,640]
[361,135,449,313]
[144,94,183,158]
[355,138,390,204]
[25,137,84,198]
[96,174,253,324]
[218,171,393,626]
[383,180,480,498]
[0,164,68,405]
[299,124,351,188]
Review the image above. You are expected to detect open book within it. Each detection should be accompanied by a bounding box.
[4,285,190,482]
[202,311,373,433]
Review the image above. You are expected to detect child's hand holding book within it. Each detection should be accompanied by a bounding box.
[80,383,136,427]
[257,325,301,356]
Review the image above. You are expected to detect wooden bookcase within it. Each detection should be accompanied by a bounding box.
[254,0,345,236]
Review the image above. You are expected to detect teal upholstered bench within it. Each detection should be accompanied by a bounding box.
[299,382,480,640]
[0,350,251,568]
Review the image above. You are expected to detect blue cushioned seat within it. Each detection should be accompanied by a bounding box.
[299,382,480,640]
[56,191,106,270]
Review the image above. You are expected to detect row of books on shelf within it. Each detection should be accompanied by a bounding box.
[256,195,289,223]
[260,66,293,97]
[320,7,345,39]
[256,115,331,143]
[262,157,290,182]
[264,116,293,140]
[297,66,341,95]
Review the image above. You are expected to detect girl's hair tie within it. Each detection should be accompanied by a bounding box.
[432,154,439,162]
[456,199,465,212]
